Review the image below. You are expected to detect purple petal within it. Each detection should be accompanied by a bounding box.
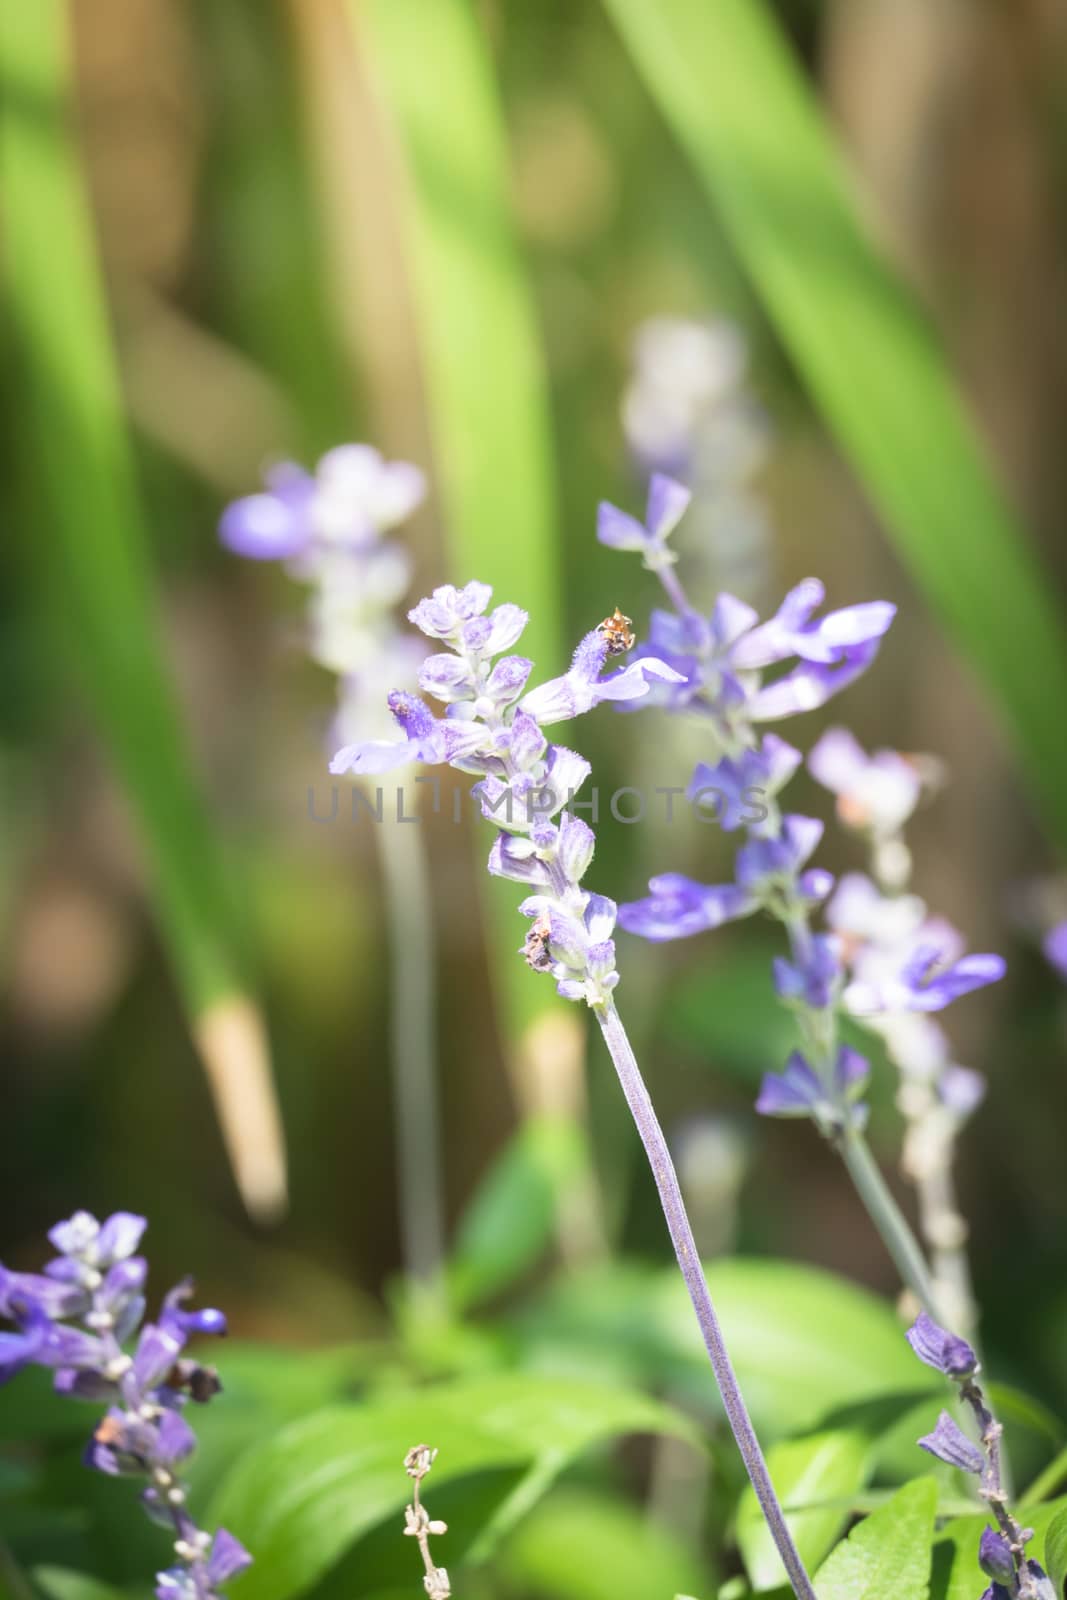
[812,600,896,652]
[95,1213,147,1265]
[645,474,692,540]
[755,1053,822,1118]
[330,737,420,775]
[979,1528,1014,1585]
[619,874,758,942]
[596,501,649,552]
[807,727,868,795]
[906,1311,977,1378]
[918,1411,984,1474]
[156,1409,197,1465]
[208,1529,254,1586]
[484,605,529,654]
[219,493,310,561]
[749,640,883,721]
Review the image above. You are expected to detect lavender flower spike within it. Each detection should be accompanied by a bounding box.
[331,581,819,1599]
[0,1212,250,1600]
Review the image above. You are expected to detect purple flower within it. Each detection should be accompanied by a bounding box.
[918,1410,984,1474]
[845,942,1006,1016]
[773,936,842,1009]
[330,693,488,776]
[1,1213,249,1596]
[597,473,692,568]
[736,815,824,895]
[1044,921,1067,981]
[520,627,684,725]
[220,447,425,561]
[687,735,801,832]
[618,873,758,942]
[408,581,495,639]
[808,727,924,837]
[747,638,886,722]
[731,580,895,670]
[979,1529,1015,1586]
[905,1311,977,1378]
[756,1046,868,1127]
[156,1530,252,1600]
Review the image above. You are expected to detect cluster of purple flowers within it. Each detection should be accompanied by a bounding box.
[906,1312,1054,1599]
[220,444,427,749]
[600,474,1005,1138]
[329,579,684,1006]
[0,1211,250,1600]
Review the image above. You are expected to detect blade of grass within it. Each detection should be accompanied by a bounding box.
[355,0,566,1037]
[604,0,1067,850]
[0,0,286,1219]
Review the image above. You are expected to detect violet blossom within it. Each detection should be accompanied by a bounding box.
[0,1211,250,1600]
[330,581,684,1007]
[220,444,427,742]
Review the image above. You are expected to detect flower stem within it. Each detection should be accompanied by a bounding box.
[594,999,818,1600]
[837,1125,946,1322]
[377,807,446,1291]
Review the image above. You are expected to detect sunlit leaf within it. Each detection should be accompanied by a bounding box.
[498,1487,711,1600]
[514,1258,936,1438]
[210,1373,700,1600]
[449,1116,590,1309]
[815,1477,937,1600]
[738,1429,871,1590]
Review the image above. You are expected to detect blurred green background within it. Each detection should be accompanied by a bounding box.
[4,1,1067,1593]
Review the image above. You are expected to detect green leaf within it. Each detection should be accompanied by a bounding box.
[515,1259,936,1439]
[449,1116,589,1309]
[210,1373,700,1600]
[357,0,563,1032]
[0,3,247,1014]
[499,1487,711,1600]
[738,1429,871,1591]
[814,1477,937,1600]
[0,3,283,1213]
[603,0,1067,848]
[32,1573,125,1600]
[1046,1506,1067,1599]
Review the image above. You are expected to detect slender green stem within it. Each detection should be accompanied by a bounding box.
[595,1000,818,1600]
[1018,1442,1067,1511]
[377,808,445,1290]
[838,1125,946,1322]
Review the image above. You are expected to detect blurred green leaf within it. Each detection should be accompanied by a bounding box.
[1045,1506,1067,1598]
[985,1382,1064,1447]
[31,1573,125,1600]
[498,1487,710,1600]
[604,0,1067,848]
[210,1373,699,1600]
[0,5,248,1014]
[515,1258,936,1437]
[814,1476,937,1600]
[449,1116,589,1310]
[358,0,563,1031]
[738,1429,870,1591]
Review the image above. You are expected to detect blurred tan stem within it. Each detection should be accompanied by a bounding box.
[195,995,288,1223]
